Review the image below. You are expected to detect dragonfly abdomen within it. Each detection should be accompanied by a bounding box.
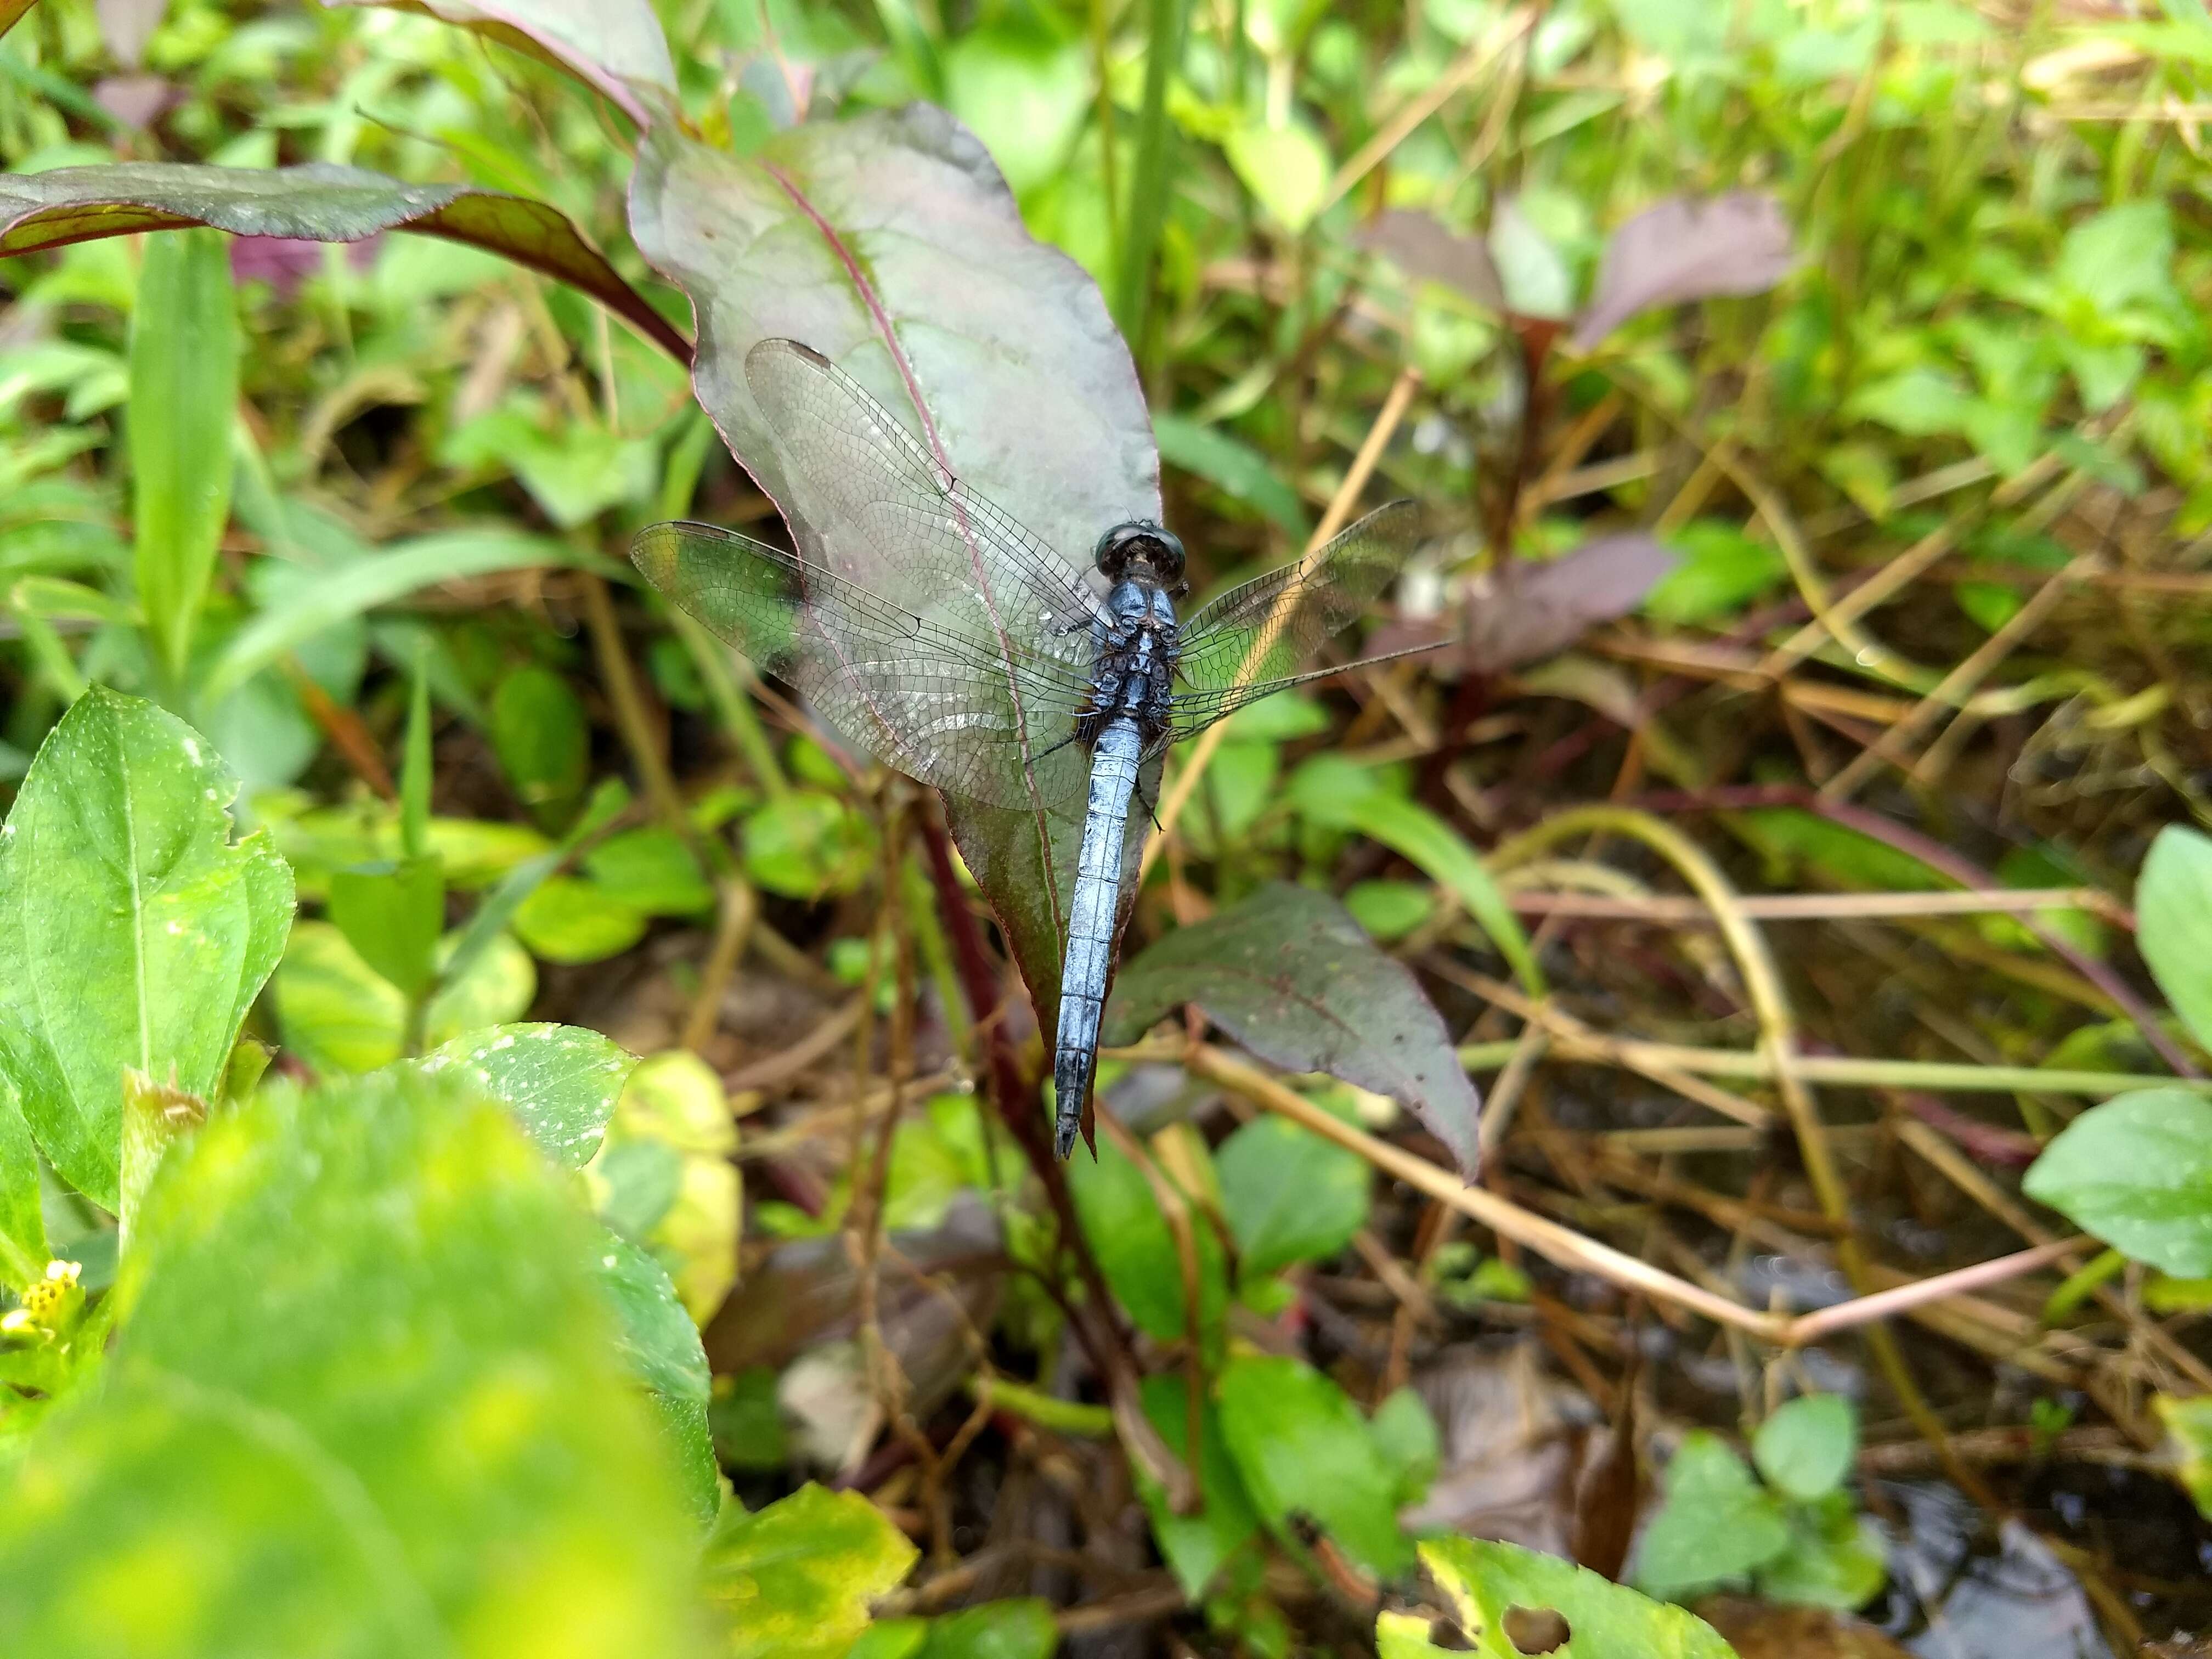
[1053,712,1144,1156]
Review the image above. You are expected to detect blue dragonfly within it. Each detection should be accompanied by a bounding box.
[634,339,1432,1156]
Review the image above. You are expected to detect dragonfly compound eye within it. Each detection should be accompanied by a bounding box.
[1093,521,1187,585]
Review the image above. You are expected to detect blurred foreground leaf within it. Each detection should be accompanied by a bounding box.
[1384,1535,1740,1657]
[0,1067,707,1658]
[0,689,291,1210]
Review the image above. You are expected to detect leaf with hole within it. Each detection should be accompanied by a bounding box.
[1385,1534,1741,1657]
[0,690,292,1211]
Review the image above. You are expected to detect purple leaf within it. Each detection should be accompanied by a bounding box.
[0,162,689,363]
[1357,208,1505,312]
[91,73,179,131]
[1461,533,1676,674]
[319,0,675,127]
[628,108,1159,1074]
[1103,882,1482,1175]
[1572,193,1795,354]
[95,0,166,67]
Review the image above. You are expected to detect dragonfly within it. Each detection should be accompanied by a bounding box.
[634,338,1435,1158]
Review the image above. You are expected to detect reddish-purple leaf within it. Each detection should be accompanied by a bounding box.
[0,162,689,363]
[319,0,675,127]
[1572,193,1795,353]
[230,233,383,297]
[1357,208,1505,312]
[1461,533,1675,674]
[96,0,166,67]
[91,74,179,130]
[1103,882,1482,1174]
[629,108,1159,1066]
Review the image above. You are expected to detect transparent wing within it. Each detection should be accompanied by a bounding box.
[1163,499,1432,741]
[634,521,1097,812]
[745,337,1104,668]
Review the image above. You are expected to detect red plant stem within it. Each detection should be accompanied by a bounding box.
[1633,783,2197,1079]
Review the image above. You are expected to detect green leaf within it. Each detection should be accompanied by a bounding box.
[417,1023,636,1169]
[1109,882,1482,1172]
[328,855,445,1000]
[1632,1432,1791,1601]
[1223,120,1333,232]
[592,1049,741,1320]
[201,531,612,708]
[2157,1392,2212,1522]
[1369,1386,1442,1508]
[0,1084,47,1291]
[129,228,237,685]
[1216,1354,1414,1577]
[590,1227,718,1527]
[1755,1492,1886,1611]
[0,690,292,1210]
[1068,1129,1227,1346]
[742,791,876,900]
[1646,520,1789,625]
[1135,1374,1262,1599]
[0,163,687,361]
[1153,414,1311,538]
[2022,1088,2212,1276]
[1217,1112,1370,1274]
[914,1600,1058,1658]
[2136,826,2212,1053]
[512,876,650,964]
[1394,1534,1741,1657]
[1751,1395,1855,1503]
[700,1484,919,1659]
[492,664,590,828]
[275,921,534,1077]
[0,1066,707,1657]
[2056,201,2176,313]
[584,829,714,917]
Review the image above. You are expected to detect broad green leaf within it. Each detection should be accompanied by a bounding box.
[590,1050,741,1319]
[1345,879,1436,941]
[2158,1392,2212,1521]
[1223,120,1333,232]
[585,829,715,917]
[0,690,292,1210]
[492,665,589,828]
[2023,1088,2212,1276]
[700,1484,919,1659]
[2056,201,2176,313]
[202,531,614,708]
[1217,1354,1413,1577]
[943,30,1089,194]
[1392,1534,1741,1657]
[1751,1395,1855,1503]
[275,921,534,1077]
[513,876,650,964]
[417,1023,636,1169]
[1216,1111,1370,1274]
[0,1067,707,1658]
[1135,1374,1261,1599]
[1108,881,1485,1171]
[742,791,876,900]
[628,105,1155,1077]
[328,855,444,1000]
[590,1227,717,1527]
[1646,520,1789,625]
[322,0,676,127]
[1067,1129,1227,1348]
[0,163,686,362]
[1370,1386,1442,1508]
[2136,826,2212,1053]
[1632,1432,1791,1601]
[129,228,236,684]
[913,1600,1057,1657]
[0,1085,46,1290]
[1489,196,1575,319]
[1755,1492,1886,1611]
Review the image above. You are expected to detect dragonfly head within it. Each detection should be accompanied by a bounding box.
[1093,520,1187,596]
